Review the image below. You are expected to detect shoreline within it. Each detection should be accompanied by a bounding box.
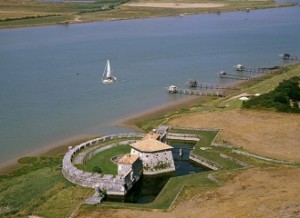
[0,1,297,29]
[115,95,206,128]
[0,134,92,174]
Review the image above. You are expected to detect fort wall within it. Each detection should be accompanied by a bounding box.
[62,133,145,195]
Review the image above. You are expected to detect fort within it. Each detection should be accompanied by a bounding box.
[62,126,204,203]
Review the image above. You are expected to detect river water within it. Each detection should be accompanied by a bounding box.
[0,6,299,164]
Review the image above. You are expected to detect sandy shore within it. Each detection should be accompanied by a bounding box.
[116,95,209,128]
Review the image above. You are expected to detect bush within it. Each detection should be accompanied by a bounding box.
[242,76,300,113]
[92,166,102,173]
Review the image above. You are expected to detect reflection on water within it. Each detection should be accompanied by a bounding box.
[107,141,204,203]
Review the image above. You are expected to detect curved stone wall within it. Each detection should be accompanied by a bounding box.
[62,133,145,195]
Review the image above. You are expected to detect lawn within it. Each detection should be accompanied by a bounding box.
[80,144,131,175]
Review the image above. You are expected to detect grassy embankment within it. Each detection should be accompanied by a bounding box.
[0,0,296,29]
[0,156,93,218]
[1,63,299,218]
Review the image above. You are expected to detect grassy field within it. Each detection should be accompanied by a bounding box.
[0,156,93,218]
[0,0,295,28]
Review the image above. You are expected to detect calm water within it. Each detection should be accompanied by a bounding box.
[0,6,300,164]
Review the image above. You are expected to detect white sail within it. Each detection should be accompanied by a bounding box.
[102,59,117,84]
[105,60,112,78]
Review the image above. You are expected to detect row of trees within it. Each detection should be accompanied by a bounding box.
[243,76,300,113]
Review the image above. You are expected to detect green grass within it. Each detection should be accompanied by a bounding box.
[78,144,131,174]
[33,185,92,218]
[0,156,92,218]
[136,117,166,132]
[94,170,216,210]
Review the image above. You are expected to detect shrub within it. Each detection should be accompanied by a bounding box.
[242,76,300,113]
[92,166,102,173]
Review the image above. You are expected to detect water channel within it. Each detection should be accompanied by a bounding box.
[107,141,203,203]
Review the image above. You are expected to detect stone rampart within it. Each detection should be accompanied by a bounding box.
[220,153,249,167]
[166,133,200,142]
[189,153,221,170]
[232,149,288,164]
[172,127,221,132]
[62,133,145,195]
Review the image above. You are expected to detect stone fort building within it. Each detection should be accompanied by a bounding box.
[130,132,175,175]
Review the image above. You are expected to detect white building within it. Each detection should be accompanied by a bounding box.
[130,138,175,175]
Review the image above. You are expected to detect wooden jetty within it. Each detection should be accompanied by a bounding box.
[167,86,224,97]
[234,64,284,74]
[187,81,240,90]
[238,67,269,74]
[280,53,299,61]
[219,72,263,81]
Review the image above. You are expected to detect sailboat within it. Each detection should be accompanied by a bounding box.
[102,59,117,84]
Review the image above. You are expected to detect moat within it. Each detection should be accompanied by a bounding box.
[108,141,204,203]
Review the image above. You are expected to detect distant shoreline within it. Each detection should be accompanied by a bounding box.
[0,0,297,29]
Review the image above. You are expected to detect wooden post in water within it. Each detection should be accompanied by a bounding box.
[179,149,183,157]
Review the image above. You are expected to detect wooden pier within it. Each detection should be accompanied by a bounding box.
[280,53,299,61]
[219,73,263,81]
[188,82,240,90]
[235,66,282,74]
[238,68,269,74]
[168,87,224,97]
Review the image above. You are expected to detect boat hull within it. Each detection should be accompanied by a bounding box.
[102,77,117,84]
